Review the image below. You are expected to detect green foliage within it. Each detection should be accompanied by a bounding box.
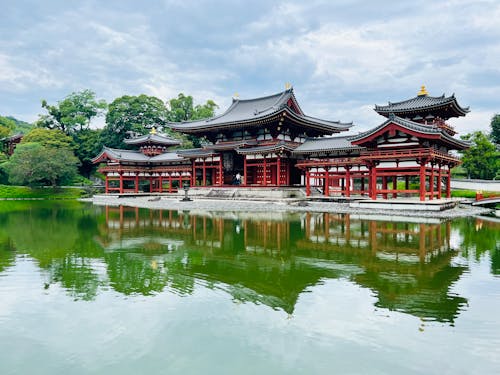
[72,128,103,177]
[22,128,75,149]
[0,115,16,138]
[460,131,500,180]
[167,93,218,147]
[6,116,33,134]
[36,89,106,135]
[102,94,167,148]
[3,143,80,187]
[0,185,85,199]
[491,114,500,145]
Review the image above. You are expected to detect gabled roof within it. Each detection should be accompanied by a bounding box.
[0,133,23,142]
[123,133,181,146]
[236,141,298,155]
[167,88,353,135]
[350,115,471,150]
[375,92,469,119]
[293,136,364,154]
[92,147,185,164]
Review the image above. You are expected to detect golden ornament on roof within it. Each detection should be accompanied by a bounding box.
[417,85,429,96]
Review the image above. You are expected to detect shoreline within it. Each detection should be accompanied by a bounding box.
[82,195,493,219]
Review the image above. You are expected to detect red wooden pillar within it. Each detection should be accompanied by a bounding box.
[429,164,434,200]
[179,175,182,190]
[263,156,267,186]
[192,160,196,186]
[119,172,124,194]
[437,164,442,199]
[243,156,247,186]
[219,157,223,186]
[382,176,388,199]
[392,176,397,198]
[446,168,451,198]
[324,168,329,196]
[202,159,206,186]
[277,157,281,187]
[135,174,139,193]
[370,164,378,200]
[419,160,426,201]
[169,176,173,193]
[105,174,109,193]
[159,175,163,193]
[360,174,365,195]
[149,176,153,193]
[286,161,290,186]
[305,169,311,196]
[345,167,351,197]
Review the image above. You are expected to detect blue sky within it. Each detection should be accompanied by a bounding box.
[1,0,499,134]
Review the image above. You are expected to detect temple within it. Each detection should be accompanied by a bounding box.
[93,86,470,200]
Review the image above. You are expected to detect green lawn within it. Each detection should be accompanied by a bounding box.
[0,185,86,199]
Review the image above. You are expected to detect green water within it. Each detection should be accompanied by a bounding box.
[0,201,499,374]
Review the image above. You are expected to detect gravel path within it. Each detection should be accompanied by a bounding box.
[84,195,492,219]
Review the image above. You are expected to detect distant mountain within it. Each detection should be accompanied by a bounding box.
[5,116,33,134]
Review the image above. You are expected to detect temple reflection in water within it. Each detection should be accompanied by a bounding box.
[97,205,467,322]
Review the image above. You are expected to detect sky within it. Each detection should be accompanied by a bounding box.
[1,0,499,134]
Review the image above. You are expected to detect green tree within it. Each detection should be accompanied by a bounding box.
[36,90,106,134]
[460,131,500,179]
[102,94,169,148]
[491,114,500,145]
[0,115,16,138]
[22,128,75,149]
[73,128,103,177]
[3,143,79,186]
[167,94,218,147]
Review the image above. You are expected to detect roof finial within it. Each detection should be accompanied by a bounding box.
[285,82,292,90]
[233,92,239,99]
[150,127,157,135]
[418,85,428,96]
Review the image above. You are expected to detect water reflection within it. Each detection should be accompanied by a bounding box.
[0,202,498,323]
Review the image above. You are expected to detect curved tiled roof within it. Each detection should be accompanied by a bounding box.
[236,141,298,155]
[375,93,469,118]
[293,136,364,154]
[350,116,470,149]
[123,133,181,146]
[92,147,186,163]
[167,88,352,134]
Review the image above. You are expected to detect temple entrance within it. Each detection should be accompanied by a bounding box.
[222,151,244,185]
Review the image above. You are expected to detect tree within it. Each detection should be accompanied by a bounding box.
[167,94,218,147]
[36,90,106,135]
[491,114,500,145]
[73,128,103,177]
[101,94,169,149]
[0,115,16,138]
[460,131,500,179]
[3,142,79,186]
[22,128,75,149]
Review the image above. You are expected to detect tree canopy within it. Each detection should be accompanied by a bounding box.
[491,114,500,145]
[167,93,218,147]
[3,143,79,186]
[0,116,16,138]
[460,131,500,179]
[22,128,75,149]
[101,94,168,149]
[36,90,106,134]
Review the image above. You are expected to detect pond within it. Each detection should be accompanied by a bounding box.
[0,201,499,374]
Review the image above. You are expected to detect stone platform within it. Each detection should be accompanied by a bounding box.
[349,198,461,211]
[177,187,306,200]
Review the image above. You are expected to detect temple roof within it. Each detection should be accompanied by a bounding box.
[375,89,469,119]
[92,147,186,164]
[123,133,181,146]
[293,136,364,154]
[167,88,353,135]
[236,141,298,155]
[350,115,471,149]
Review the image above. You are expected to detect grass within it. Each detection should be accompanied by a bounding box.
[451,190,498,198]
[0,185,86,199]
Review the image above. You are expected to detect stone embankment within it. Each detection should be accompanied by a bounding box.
[84,195,492,219]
